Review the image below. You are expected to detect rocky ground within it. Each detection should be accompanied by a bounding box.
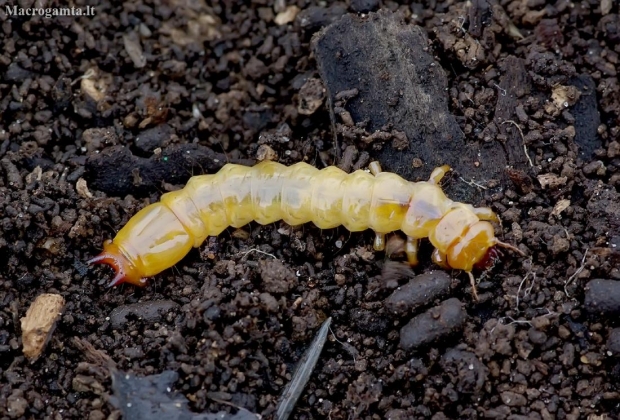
[1,0,620,419]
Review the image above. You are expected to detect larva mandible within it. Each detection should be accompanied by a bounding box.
[88,160,523,298]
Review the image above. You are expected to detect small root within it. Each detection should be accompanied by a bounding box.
[564,248,589,298]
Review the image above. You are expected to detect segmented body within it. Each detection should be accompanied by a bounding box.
[90,161,518,291]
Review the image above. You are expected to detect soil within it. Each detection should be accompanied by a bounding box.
[1,0,620,419]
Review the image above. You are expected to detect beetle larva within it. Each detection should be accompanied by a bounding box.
[88,160,523,298]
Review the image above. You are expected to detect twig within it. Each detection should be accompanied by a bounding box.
[502,120,533,167]
[564,248,589,298]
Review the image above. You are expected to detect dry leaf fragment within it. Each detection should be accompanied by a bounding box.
[76,178,93,199]
[21,294,65,361]
[81,78,105,103]
[298,78,326,115]
[256,144,278,161]
[78,68,107,103]
[551,85,581,109]
[551,199,571,218]
[538,173,567,189]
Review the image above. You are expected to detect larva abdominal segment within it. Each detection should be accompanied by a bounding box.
[89,161,521,294]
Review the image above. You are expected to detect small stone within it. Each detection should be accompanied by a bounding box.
[558,325,571,339]
[549,236,570,255]
[89,410,106,420]
[584,279,620,315]
[7,391,28,418]
[608,141,620,158]
[500,390,527,407]
[583,160,605,177]
[607,328,620,355]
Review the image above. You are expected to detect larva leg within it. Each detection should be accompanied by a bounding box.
[373,233,386,251]
[428,165,451,184]
[405,236,419,266]
[431,249,450,269]
[369,161,382,176]
[467,272,480,301]
[496,240,526,256]
[473,207,499,222]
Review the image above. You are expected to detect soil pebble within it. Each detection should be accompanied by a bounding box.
[584,279,620,315]
[350,0,380,13]
[399,298,467,352]
[440,349,488,394]
[258,259,297,294]
[385,271,452,316]
[313,11,507,201]
[570,74,602,160]
[6,390,28,418]
[1,158,24,189]
[349,309,389,334]
[109,300,179,329]
[110,370,258,420]
[606,328,620,355]
[494,56,536,168]
[298,3,347,32]
[134,124,174,153]
[586,184,620,239]
[86,143,253,196]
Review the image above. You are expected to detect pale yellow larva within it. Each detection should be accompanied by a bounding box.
[89,160,522,298]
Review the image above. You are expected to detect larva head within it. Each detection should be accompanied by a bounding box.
[473,246,502,271]
[88,203,194,287]
[445,221,497,272]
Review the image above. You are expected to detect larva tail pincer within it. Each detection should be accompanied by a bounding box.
[88,161,524,297]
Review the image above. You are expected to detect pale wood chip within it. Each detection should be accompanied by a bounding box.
[21,294,65,361]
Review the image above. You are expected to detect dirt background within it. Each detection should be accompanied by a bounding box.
[1,0,620,419]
